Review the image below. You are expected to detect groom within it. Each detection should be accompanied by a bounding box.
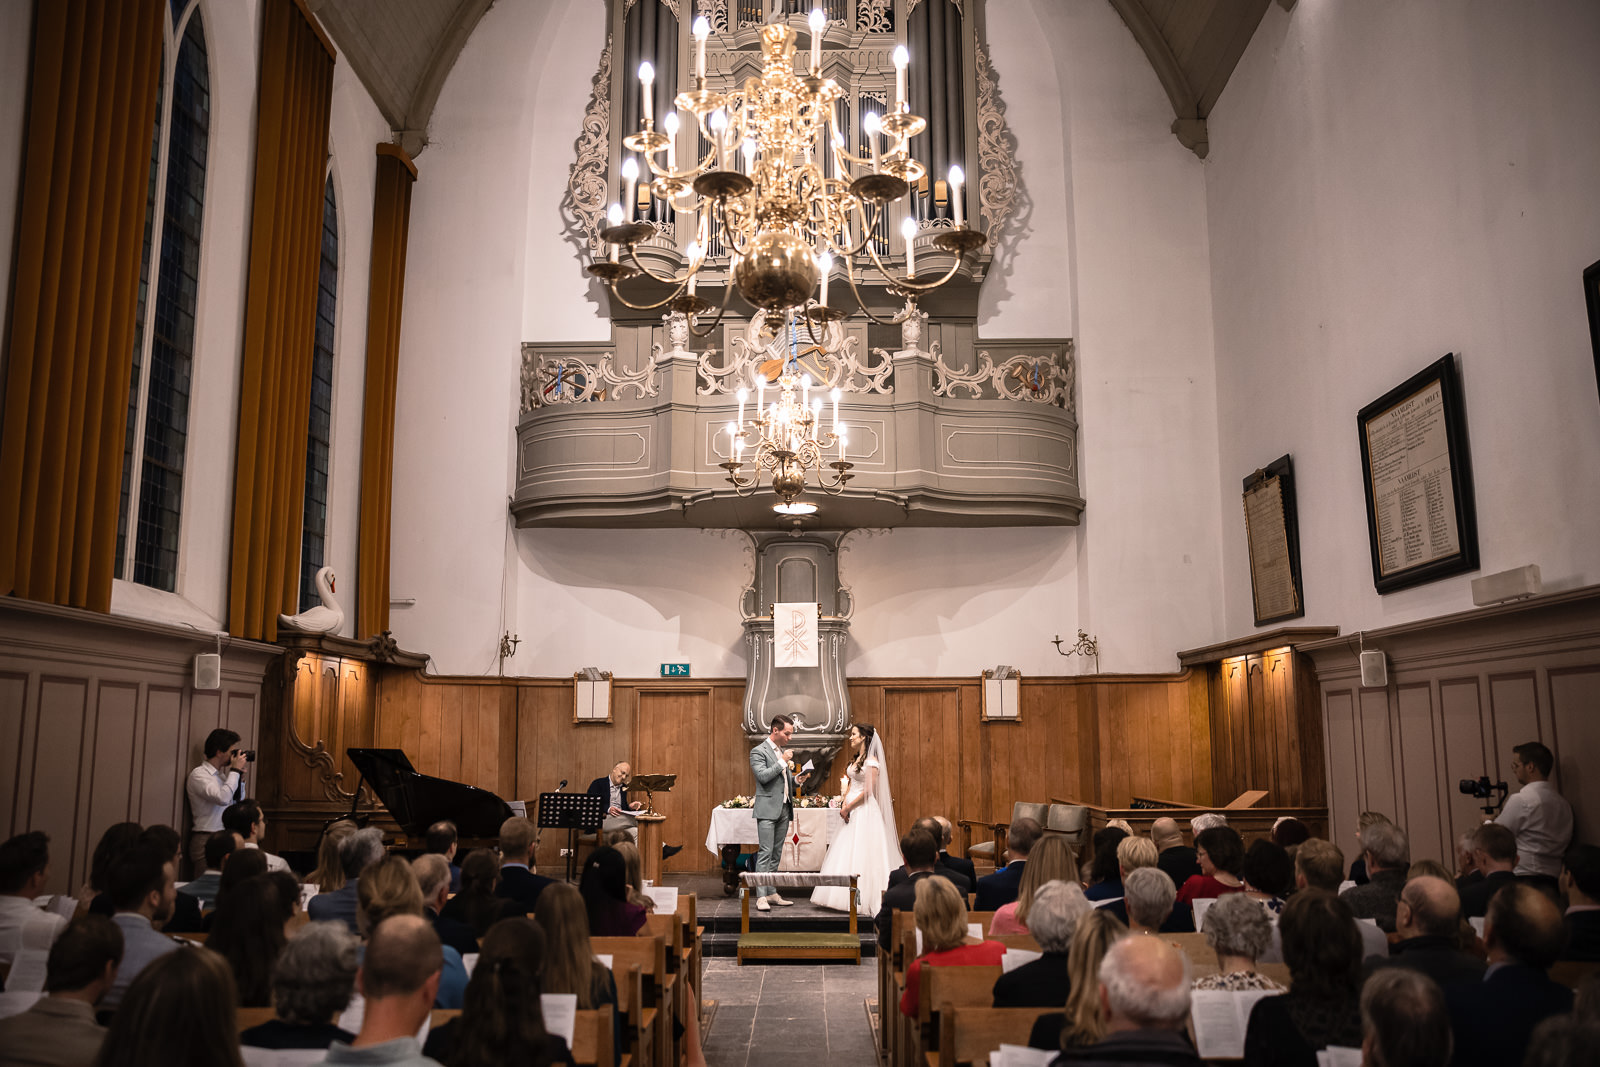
[749,714,809,912]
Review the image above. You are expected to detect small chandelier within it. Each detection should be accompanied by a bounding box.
[721,362,851,515]
[588,10,988,342]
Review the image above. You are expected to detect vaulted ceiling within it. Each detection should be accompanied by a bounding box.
[307,0,1279,159]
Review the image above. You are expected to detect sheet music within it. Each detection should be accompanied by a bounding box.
[642,886,679,913]
[1001,947,1042,973]
[508,800,528,818]
[45,895,78,920]
[541,993,578,1047]
[1190,989,1274,1060]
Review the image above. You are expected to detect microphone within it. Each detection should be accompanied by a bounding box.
[557,779,568,790]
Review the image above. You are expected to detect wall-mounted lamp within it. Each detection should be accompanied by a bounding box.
[1051,630,1100,672]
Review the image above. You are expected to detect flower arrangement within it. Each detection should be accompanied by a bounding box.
[793,794,833,809]
[722,795,753,809]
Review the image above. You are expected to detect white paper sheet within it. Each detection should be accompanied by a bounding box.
[1338,880,1356,894]
[1190,989,1274,1060]
[5,949,47,993]
[596,954,613,971]
[1468,916,1486,938]
[643,886,679,914]
[45,895,77,920]
[463,953,478,977]
[1318,1047,1364,1067]
[541,992,578,1047]
[1193,897,1215,932]
[1001,947,1042,973]
[801,760,815,773]
[991,1043,1054,1067]
[967,922,983,941]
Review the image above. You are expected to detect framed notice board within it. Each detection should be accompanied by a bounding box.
[1242,454,1305,626]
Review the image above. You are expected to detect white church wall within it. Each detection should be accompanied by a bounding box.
[1206,2,1600,639]
[394,0,1224,676]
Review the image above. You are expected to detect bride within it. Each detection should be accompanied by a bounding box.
[812,723,903,916]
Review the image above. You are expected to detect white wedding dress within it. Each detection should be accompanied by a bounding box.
[812,735,903,917]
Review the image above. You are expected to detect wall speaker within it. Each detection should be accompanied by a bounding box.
[1471,564,1542,606]
[194,653,222,691]
[1359,650,1388,689]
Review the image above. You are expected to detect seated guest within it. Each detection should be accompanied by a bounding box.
[1101,838,1192,931]
[0,915,121,1066]
[1175,826,1246,907]
[212,847,269,911]
[1457,823,1520,919]
[84,823,143,918]
[992,835,1077,936]
[588,761,644,844]
[1445,884,1575,1067]
[103,842,180,1013]
[1152,817,1201,890]
[207,874,288,1007]
[496,816,556,915]
[1347,811,1391,886]
[412,854,478,957]
[1122,867,1179,938]
[899,876,1005,1018]
[1051,936,1202,1067]
[1454,831,1483,890]
[308,820,357,896]
[1193,891,1284,991]
[612,841,655,914]
[0,831,69,968]
[1028,909,1126,1051]
[1271,817,1312,851]
[240,921,359,1051]
[1365,875,1485,987]
[221,799,289,874]
[1360,968,1451,1067]
[319,915,443,1066]
[878,828,941,951]
[889,817,972,896]
[1527,1018,1600,1067]
[440,848,506,938]
[1340,821,1409,932]
[133,826,204,934]
[579,848,646,938]
[308,827,385,933]
[422,918,575,1067]
[182,829,237,911]
[1082,828,1130,902]
[1294,838,1345,893]
[1242,889,1363,1067]
[993,880,1091,1008]
[1190,812,1228,835]
[975,817,1042,911]
[357,856,468,1010]
[94,947,244,1067]
[535,883,619,1021]
[1241,839,1294,914]
[1560,844,1600,961]
[932,816,977,887]
[423,820,460,894]
[1408,858,1454,882]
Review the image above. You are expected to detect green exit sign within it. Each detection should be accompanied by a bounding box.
[660,663,691,677]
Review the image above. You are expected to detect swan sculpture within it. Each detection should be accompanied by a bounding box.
[278,565,344,634]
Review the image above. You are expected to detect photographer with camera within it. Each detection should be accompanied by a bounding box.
[1496,741,1573,881]
[185,729,252,874]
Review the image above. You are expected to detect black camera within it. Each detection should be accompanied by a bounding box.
[1459,775,1507,813]
[242,749,257,763]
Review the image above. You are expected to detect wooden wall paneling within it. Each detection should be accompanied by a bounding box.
[140,686,183,828]
[1394,682,1445,867]
[1322,690,1360,855]
[634,686,714,874]
[0,672,29,835]
[87,683,139,868]
[709,683,755,817]
[1486,672,1541,775]
[1549,666,1600,843]
[1438,678,1490,855]
[1356,689,1397,822]
[1294,653,1327,806]
[881,686,961,840]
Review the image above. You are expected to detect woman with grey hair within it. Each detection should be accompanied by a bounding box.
[1123,866,1178,936]
[1193,891,1285,991]
[992,880,1093,1008]
[240,921,360,1050]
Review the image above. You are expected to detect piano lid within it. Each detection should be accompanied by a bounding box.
[346,748,514,839]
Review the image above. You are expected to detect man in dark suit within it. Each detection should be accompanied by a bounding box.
[308,827,386,934]
[414,853,479,957]
[876,828,939,951]
[424,820,461,895]
[1458,823,1520,919]
[1560,843,1600,961]
[1445,884,1574,1067]
[1340,821,1410,932]
[974,817,1041,911]
[588,762,682,860]
[1151,817,1200,890]
[495,815,555,915]
[1365,875,1485,988]
[889,817,972,897]
[933,816,977,887]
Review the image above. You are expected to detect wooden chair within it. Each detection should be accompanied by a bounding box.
[958,802,1047,869]
[571,1005,616,1067]
[937,1005,1054,1067]
[915,965,1004,1066]
[594,934,672,1067]
[234,1007,278,1032]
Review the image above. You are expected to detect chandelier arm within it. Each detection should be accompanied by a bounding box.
[887,253,968,294]
[623,244,692,286]
[686,280,738,339]
[604,271,691,311]
[838,256,911,327]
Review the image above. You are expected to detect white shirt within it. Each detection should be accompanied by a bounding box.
[241,841,289,873]
[768,738,789,802]
[0,896,66,968]
[186,762,240,832]
[1497,779,1573,877]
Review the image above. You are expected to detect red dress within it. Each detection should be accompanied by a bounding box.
[900,940,1007,1016]
[1175,874,1244,904]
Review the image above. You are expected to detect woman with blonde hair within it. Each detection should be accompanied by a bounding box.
[356,855,469,1008]
[990,835,1076,935]
[612,840,656,914]
[1026,909,1128,1051]
[308,819,356,894]
[899,875,1005,1017]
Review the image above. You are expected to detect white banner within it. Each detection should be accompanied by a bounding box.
[774,601,817,667]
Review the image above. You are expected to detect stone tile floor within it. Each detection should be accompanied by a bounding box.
[701,955,880,1067]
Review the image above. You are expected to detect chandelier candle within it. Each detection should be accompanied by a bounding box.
[893,46,908,111]
[949,165,965,226]
[809,8,824,75]
[902,215,917,276]
[818,251,832,306]
[663,111,679,169]
[864,111,881,171]
[710,109,728,170]
[621,157,639,222]
[693,16,709,81]
[638,61,654,126]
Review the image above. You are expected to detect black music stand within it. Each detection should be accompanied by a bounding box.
[539,792,604,883]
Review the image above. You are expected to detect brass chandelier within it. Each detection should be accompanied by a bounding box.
[588,11,987,513]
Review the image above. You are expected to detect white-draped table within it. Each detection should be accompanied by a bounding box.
[705,805,846,892]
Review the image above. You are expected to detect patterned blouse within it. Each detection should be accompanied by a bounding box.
[1193,970,1287,992]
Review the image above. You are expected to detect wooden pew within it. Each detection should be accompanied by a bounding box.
[1052,794,1329,844]
[644,913,687,1065]
[916,965,1004,1067]
[571,1004,616,1067]
[937,1005,1053,1067]
[594,934,673,1067]
[610,961,649,1067]
[1552,960,1600,990]
[675,891,703,1008]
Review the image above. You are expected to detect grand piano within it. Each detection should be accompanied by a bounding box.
[344,748,514,840]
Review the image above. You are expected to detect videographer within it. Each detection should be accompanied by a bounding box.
[1496,741,1573,880]
[185,729,250,874]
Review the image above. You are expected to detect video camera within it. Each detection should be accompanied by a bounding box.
[1458,775,1507,814]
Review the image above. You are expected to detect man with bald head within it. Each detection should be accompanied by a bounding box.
[1366,875,1485,987]
[320,914,443,1065]
[1153,817,1201,890]
[1445,884,1575,1067]
[1064,935,1202,1065]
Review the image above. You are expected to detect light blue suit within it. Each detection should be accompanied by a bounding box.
[749,738,799,898]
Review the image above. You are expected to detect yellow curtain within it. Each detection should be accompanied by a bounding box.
[0,0,165,612]
[227,0,336,640]
[356,144,417,638]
